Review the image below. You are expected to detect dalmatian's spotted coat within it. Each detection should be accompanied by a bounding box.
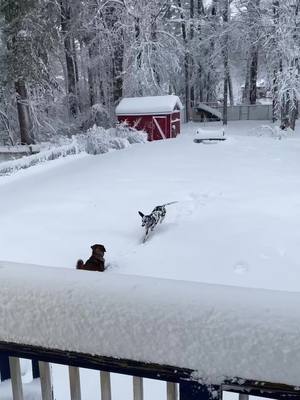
[138,202,177,242]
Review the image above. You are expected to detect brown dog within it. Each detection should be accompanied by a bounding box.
[76,244,106,272]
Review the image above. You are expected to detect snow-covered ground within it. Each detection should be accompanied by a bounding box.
[1,120,300,399]
[1,121,300,291]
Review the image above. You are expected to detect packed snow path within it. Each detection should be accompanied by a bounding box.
[1,121,300,291]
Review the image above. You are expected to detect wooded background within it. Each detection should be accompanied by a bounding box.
[0,0,299,144]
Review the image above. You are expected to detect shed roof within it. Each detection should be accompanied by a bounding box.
[116,95,183,116]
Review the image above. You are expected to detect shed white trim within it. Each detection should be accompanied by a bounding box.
[153,117,167,139]
[116,95,183,116]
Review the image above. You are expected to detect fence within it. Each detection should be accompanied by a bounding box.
[193,104,273,122]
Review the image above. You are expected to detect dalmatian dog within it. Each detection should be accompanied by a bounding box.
[138,202,177,242]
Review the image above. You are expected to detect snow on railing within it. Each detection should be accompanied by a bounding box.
[1,262,300,387]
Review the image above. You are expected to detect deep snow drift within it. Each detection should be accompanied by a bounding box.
[1,121,300,291]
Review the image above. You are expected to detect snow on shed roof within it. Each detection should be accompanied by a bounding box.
[2,261,300,387]
[116,95,183,115]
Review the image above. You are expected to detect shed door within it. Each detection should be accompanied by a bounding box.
[152,116,167,140]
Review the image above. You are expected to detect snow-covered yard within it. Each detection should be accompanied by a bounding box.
[1,121,300,291]
[1,120,300,400]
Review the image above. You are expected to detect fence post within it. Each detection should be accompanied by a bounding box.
[133,376,144,400]
[239,394,249,400]
[179,382,221,400]
[9,357,24,400]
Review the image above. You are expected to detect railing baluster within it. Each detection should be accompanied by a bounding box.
[239,394,249,400]
[0,355,11,381]
[39,361,53,400]
[100,371,111,400]
[69,366,81,400]
[167,382,178,400]
[180,382,220,400]
[32,359,40,379]
[9,357,24,400]
[133,376,144,400]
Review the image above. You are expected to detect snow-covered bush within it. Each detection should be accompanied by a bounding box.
[253,125,293,140]
[109,137,130,150]
[79,123,147,155]
[84,126,110,155]
[114,122,148,144]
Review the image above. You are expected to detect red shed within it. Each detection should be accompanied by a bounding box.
[115,95,183,141]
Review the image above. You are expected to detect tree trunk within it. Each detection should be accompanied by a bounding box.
[61,0,79,118]
[243,58,250,104]
[113,40,124,103]
[177,0,191,121]
[249,46,258,104]
[246,0,260,105]
[207,0,218,104]
[15,80,34,145]
[135,17,142,70]
[196,0,205,104]
[87,46,96,107]
[272,70,278,122]
[222,0,229,126]
[272,0,279,121]
[289,98,298,130]
[190,0,195,109]
[150,13,160,88]
[288,2,300,130]
[227,67,234,105]
[177,0,190,121]
[223,69,228,126]
[272,0,282,122]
